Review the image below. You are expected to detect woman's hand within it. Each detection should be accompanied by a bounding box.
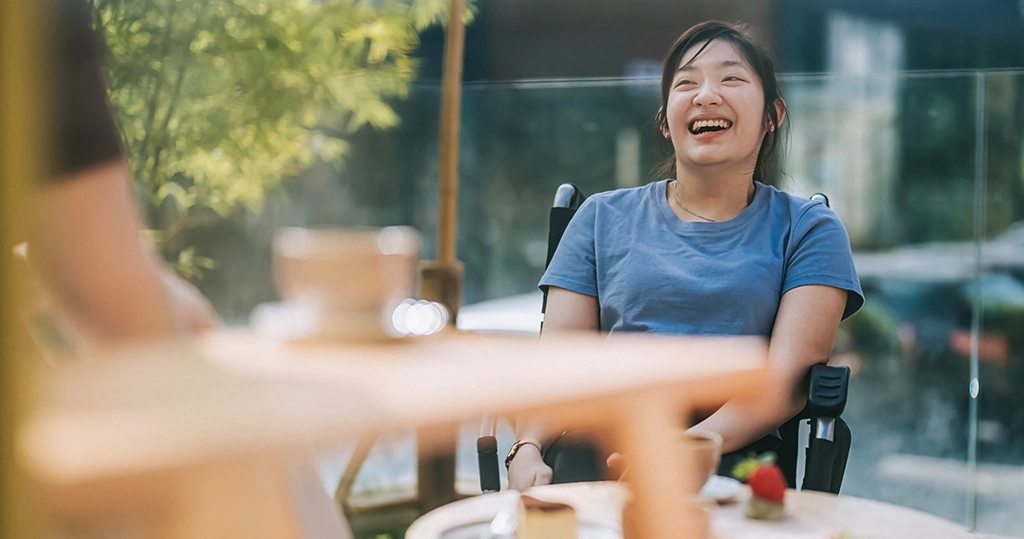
[507,444,553,491]
[606,452,628,481]
[508,287,596,491]
[161,270,221,333]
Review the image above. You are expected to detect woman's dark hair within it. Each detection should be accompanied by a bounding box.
[653,21,786,186]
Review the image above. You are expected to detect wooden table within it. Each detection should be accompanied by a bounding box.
[20,330,768,539]
[407,482,978,539]
[712,487,976,538]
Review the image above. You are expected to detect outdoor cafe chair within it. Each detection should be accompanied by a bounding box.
[476,183,852,495]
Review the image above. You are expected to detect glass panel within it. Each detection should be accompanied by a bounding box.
[975,70,1024,536]
[451,72,994,525]
[444,72,990,524]
[821,71,977,525]
[456,80,661,303]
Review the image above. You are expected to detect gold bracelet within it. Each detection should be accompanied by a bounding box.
[505,440,542,469]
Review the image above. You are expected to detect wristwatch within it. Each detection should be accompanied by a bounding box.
[505,440,542,469]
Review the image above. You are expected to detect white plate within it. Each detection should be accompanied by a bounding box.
[700,475,744,503]
[440,521,621,539]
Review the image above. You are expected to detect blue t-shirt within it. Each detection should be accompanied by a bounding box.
[539,180,864,336]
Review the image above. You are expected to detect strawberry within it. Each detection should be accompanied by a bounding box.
[747,464,787,503]
[731,451,778,482]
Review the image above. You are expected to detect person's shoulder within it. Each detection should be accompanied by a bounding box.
[760,182,840,225]
[760,182,819,211]
[585,181,661,208]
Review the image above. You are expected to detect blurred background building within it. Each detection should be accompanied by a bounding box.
[417,0,1024,81]
[410,0,1024,248]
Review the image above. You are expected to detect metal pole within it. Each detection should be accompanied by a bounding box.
[966,70,987,532]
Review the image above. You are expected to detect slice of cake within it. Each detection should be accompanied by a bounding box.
[744,464,786,520]
[514,495,579,539]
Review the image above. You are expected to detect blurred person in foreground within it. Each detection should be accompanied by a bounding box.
[19,5,352,537]
[507,21,864,490]
[25,0,218,347]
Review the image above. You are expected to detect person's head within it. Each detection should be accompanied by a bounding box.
[654,21,786,185]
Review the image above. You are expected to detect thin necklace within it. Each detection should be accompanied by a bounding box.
[670,181,717,222]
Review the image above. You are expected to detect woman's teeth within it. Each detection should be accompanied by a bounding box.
[690,119,732,134]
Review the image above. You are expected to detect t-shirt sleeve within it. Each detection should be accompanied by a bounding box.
[538,198,599,297]
[783,203,865,320]
[49,0,125,179]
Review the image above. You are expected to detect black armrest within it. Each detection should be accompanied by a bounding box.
[801,364,851,493]
[805,364,849,418]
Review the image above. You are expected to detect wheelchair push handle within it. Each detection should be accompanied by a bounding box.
[553,183,585,209]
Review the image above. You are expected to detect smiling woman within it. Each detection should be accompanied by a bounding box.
[506,21,865,491]
[656,21,786,192]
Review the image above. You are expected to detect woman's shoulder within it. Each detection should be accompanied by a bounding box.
[759,182,841,225]
[584,180,663,208]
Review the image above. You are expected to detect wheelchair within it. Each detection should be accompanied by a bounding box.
[477,183,852,495]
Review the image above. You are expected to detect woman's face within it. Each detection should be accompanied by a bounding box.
[664,39,771,172]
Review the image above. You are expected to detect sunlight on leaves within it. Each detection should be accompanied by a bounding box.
[93,0,474,279]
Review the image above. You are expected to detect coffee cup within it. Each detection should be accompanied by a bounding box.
[271,226,422,341]
[680,430,723,494]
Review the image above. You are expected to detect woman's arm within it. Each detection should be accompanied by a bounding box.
[541,286,600,334]
[690,284,847,453]
[508,286,600,490]
[31,162,178,340]
[31,161,219,343]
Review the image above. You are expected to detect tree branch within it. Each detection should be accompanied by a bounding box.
[162,210,223,249]
[148,6,205,200]
[134,0,180,190]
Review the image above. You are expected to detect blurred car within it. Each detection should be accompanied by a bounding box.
[849,224,1024,459]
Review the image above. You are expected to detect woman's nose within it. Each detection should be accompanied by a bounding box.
[693,83,722,107]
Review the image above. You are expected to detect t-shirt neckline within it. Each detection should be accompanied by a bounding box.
[654,179,766,235]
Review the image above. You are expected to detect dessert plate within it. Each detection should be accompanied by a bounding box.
[700,475,744,503]
[439,520,621,539]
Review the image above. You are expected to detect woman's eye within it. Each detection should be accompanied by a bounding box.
[724,76,745,82]
[675,79,695,88]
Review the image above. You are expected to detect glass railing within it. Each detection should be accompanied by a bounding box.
[126,69,1024,535]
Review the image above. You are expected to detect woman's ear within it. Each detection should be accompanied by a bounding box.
[772,98,787,131]
[657,107,671,139]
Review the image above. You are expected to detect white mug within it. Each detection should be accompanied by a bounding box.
[271,226,421,341]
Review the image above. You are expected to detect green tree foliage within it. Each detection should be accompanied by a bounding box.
[91,0,469,276]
